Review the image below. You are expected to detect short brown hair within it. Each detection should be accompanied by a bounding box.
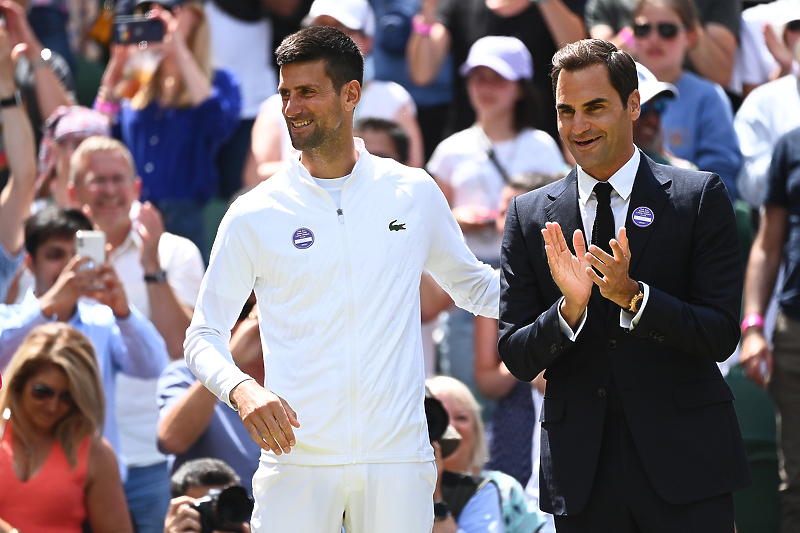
[550,39,638,108]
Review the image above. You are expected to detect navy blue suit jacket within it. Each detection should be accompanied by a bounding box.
[498,153,751,515]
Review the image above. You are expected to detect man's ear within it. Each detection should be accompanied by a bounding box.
[24,252,34,272]
[628,89,641,121]
[342,80,362,112]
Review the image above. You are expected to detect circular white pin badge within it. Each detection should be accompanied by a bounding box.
[292,228,314,249]
[631,207,654,228]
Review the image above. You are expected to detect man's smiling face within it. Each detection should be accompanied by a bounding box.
[556,63,640,181]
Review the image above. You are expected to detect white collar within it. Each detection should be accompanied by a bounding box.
[289,137,369,184]
[577,147,640,205]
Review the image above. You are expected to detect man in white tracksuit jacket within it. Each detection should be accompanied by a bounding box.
[184,26,500,533]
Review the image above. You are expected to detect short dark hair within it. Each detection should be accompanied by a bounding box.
[24,207,94,258]
[276,26,364,92]
[354,117,410,163]
[170,458,241,498]
[550,39,638,108]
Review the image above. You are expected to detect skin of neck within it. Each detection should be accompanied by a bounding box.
[300,129,360,179]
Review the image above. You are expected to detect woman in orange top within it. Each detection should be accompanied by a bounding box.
[0,323,132,533]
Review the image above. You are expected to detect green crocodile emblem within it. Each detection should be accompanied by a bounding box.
[389,220,406,231]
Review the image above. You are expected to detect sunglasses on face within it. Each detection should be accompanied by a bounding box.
[641,99,667,116]
[633,22,685,39]
[30,383,74,406]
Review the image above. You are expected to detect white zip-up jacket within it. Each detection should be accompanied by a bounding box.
[185,142,500,466]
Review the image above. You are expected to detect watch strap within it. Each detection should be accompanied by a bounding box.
[144,268,167,284]
[433,500,451,520]
[0,90,23,109]
[628,281,644,314]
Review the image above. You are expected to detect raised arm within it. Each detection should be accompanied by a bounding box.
[0,20,36,256]
[406,0,451,87]
[686,22,737,87]
[537,0,587,48]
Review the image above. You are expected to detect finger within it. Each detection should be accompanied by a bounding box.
[281,398,301,428]
[616,227,630,256]
[261,414,291,454]
[587,244,613,266]
[572,229,586,257]
[584,265,605,287]
[609,238,628,263]
[585,251,612,277]
[244,419,278,453]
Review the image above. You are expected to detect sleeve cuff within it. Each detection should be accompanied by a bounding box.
[557,296,587,341]
[620,282,649,329]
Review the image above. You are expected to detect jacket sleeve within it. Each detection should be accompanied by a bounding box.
[0,301,48,369]
[629,173,743,361]
[420,174,500,319]
[184,201,259,410]
[112,304,169,378]
[497,196,572,382]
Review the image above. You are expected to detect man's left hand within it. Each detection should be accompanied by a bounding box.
[91,262,131,318]
[585,227,639,309]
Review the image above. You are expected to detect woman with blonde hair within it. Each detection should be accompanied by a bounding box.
[0,323,132,533]
[95,0,240,256]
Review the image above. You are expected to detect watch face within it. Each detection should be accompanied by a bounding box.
[433,501,450,520]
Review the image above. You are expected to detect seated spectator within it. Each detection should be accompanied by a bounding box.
[0,21,37,303]
[427,376,543,533]
[0,206,169,468]
[67,136,205,533]
[36,105,111,207]
[157,296,263,495]
[164,458,253,533]
[632,0,741,200]
[95,0,241,256]
[406,0,585,142]
[632,62,695,169]
[244,0,425,186]
[735,26,800,210]
[585,0,740,87]
[427,35,567,400]
[0,323,133,533]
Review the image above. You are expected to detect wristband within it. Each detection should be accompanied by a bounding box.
[741,313,764,333]
[94,98,121,115]
[412,15,433,35]
[618,26,635,47]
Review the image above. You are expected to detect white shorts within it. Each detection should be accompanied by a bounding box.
[250,461,436,533]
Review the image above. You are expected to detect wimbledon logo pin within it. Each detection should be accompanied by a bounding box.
[292,228,314,249]
[631,207,654,228]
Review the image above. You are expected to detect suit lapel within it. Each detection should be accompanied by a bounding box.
[625,154,671,276]
[545,168,584,254]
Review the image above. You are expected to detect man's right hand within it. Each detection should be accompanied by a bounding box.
[164,496,202,533]
[741,329,773,389]
[39,256,102,319]
[542,222,592,328]
[231,380,300,456]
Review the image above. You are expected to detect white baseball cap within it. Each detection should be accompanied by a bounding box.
[302,0,376,39]
[459,36,533,81]
[635,62,678,104]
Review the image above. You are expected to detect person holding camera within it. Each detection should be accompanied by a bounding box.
[164,458,253,533]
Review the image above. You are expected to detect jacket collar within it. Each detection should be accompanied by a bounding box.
[287,137,374,189]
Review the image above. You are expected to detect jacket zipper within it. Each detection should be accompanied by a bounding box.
[337,207,358,463]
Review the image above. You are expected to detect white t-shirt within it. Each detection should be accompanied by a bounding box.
[207,1,276,119]
[427,126,568,259]
[112,222,205,467]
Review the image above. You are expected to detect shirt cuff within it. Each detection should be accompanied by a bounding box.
[620,282,649,329]
[557,296,587,341]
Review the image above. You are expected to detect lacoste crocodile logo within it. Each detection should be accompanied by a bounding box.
[389,220,406,231]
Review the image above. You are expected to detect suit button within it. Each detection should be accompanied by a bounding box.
[598,388,606,397]
[649,330,658,338]
[550,343,557,354]
[607,339,617,349]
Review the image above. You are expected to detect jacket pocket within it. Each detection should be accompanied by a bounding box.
[673,377,735,409]
[540,397,566,423]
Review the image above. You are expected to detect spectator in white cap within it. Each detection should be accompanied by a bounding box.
[426,35,568,406]
[244,0,424,186]
[633,62,695,170]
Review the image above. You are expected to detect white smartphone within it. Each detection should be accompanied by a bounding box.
[75,230,106,267]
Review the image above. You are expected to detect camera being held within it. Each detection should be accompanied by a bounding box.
[165,458,253,533]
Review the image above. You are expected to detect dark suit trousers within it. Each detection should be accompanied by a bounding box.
[553,408,735,533]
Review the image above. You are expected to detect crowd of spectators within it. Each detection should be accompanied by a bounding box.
[0,0,799,531]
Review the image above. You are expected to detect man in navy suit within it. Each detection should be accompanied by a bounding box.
[498,39,751,532]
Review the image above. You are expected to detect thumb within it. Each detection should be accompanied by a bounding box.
[81,203,94,222]
[10,42,27,63]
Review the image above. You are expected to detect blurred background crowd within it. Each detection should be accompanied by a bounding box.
[0,0,799,531]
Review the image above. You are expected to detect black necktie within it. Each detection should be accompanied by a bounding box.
[592,182,615,256]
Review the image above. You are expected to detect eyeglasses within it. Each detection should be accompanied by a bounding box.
[633,22,685,39]
[641,99,667,116]
[30,384,74,406]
